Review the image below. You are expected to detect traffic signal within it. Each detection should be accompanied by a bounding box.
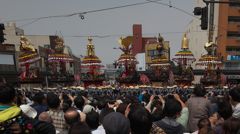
[193,6,208,30]
[0,23,5,43]
[194,7,202,15]
[201,7,208,30]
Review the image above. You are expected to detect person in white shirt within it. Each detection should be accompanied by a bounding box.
[229,87,240,119]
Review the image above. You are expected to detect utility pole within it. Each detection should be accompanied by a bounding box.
[200,0,240,43]
[0,24,5,44]
[208,0,214,43]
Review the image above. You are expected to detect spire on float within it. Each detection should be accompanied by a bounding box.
[86,37,95,57]
[181,33,189,49]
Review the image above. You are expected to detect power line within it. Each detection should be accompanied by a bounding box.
[146,0,198,18]
[2,0,163,27]
[2,0,196,27]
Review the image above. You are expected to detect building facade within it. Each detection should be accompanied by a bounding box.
[132,24,157,55]
[0,44,18,85]
[3,22,80,86]
[187,0,240,83]
[217,0,240,70]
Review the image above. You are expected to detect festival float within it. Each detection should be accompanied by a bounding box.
[196,42,222,86]
[147,34,172,86]
[47,36,74,84]
[172,34,195,86]
[81,37,105,88]
[18,36,41,83]
[115,36,139,85]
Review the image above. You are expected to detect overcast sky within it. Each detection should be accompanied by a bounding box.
[0,0,197,65]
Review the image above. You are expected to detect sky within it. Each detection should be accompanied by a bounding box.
[0,0,196,65]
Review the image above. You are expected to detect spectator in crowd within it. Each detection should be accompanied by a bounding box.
[214,99,233,134]
[74,95,85,112]
[217,98,233,120]
[222,117,240,134]
[68,122,91,134]
[192,118,212,134]
[103,112,131,134]
[83,104,95,114]
[85,111,103,134]
[64,108,80,126]
[33,121,56,134]
[229,87,240,119]
[99,107,114,124]
[145,95,164,122]
[74,95,86,122]
[128,105,152,134]
[187,84,211,132]
[61,93,73,112]
[175,94,189,129]
[151,97,184,134]
[0,85,56,134]
[39,112,53,123]
[96,99,106,114]
[31,92,48,118]
[4,83,240,134]
[46,92,67,133]
[116,103,128,115]
[0,85,23,133]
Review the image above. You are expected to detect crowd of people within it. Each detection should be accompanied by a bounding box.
[0,84,240,134]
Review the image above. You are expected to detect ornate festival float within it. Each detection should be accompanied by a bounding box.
[18,36,41,83]
[172,34,195,86]
[47,36,74,84]
[115,36,139,85]
[196,41,222,86]
[195,5,224,87]
[81,37,105,88]
[147,34,172,86]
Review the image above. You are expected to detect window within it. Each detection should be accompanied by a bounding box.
[148,50,160,57]
[229,0,240,7]
[226,46,240,52]
[226,46,240,56]
[228,16,240,23]
[148,50,153,56]
[225,61,240,67]
[227,31,240,38]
